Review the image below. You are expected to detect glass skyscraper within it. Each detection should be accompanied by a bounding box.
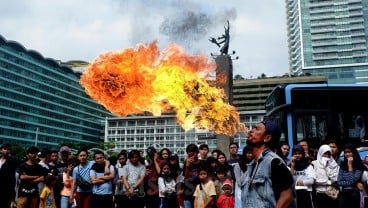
[0,35,113,149]
[286,0,368,83]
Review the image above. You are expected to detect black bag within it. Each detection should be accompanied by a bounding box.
[76,166,92,189]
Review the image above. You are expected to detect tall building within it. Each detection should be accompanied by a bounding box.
[0,35,113,148]
[286,0,368,84]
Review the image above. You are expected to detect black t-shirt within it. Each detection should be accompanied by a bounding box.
[0,157,17,196]
[271,158,294,201]
[17,162,47,197]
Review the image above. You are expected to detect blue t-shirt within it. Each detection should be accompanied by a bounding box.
[90,165,115,195]
[72,161,94,192]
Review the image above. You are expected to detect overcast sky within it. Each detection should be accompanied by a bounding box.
[0,0,289,78]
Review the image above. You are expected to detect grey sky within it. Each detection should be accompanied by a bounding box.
[0,0,288,78]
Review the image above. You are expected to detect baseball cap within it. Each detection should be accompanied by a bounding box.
[59,146,70,153]
[261,119,281,141]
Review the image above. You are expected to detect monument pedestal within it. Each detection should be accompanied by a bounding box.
[215,55,234,158]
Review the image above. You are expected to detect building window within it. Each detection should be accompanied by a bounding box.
[157,119,165,125]
[128,120,136,126]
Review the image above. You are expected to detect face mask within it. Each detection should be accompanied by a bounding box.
[320,157,330,167]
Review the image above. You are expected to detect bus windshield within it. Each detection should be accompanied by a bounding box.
[265,83,368,151]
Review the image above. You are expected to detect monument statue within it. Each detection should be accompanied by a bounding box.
[209,20,230,55]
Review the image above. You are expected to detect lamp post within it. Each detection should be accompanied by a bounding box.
[35,127,39,147]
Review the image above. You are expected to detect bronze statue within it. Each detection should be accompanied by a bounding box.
[209,20,230,55]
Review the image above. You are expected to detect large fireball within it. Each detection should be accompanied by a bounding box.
[80,41,245,136]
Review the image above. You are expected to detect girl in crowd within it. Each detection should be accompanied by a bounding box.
[338,143,365,208]
[158,162,178,208]
[312,144,339,208]
[233,145,253,187]
[60,157,77,208]
[277,142,290,165]
[206,156,218,180]
[144,147,160,208]
[168,154,182,182]
[193,167,216,208]
[216,152,233,180]
[155,148,172,175]
[216,179,235,208]
[289,145,315,208]
[211,149,222,159]
[159,148,171,161]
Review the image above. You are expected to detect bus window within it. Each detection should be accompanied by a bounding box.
[349,115,366,139]
[294,113,328,149]
[265,83,368,153]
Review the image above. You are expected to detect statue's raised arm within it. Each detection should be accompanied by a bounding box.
[219,20,230,55]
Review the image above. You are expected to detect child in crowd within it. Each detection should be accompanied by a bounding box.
[175,182,185,208]
[40,174,57,208]
[207,156,219,180]
[193,167,216,208]
[158,162,178,208]
[213,166,227,203]
[216,179,235,208]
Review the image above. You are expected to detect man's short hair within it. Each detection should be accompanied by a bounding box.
[229,142,239,149]
[27,146,39,154]
[186,143,199,154]
[94,150,105,158]
[326,139,337,145]
[199,143,209,150]
[39,148,51,158]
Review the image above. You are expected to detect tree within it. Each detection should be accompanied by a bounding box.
[257,73,267,79]
[234,74,245,80]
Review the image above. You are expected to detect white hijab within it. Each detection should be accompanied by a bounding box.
[316,144,338,169]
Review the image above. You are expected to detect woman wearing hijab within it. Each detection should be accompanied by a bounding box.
[312,144,339,208]
[289,145,315,208]
[338,143,365,208]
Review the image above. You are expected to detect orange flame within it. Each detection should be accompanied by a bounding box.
[80,41,245,136]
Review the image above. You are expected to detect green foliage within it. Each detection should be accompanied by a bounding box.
[234,74,245,80]
[8,142,27,162]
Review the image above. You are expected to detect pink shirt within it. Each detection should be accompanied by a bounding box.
[61,172,73,197]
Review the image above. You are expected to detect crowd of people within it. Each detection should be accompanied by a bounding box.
[0,120,368,208]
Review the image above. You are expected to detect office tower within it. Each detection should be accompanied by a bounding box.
[286,0,368,83]
[0,35,113,148]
